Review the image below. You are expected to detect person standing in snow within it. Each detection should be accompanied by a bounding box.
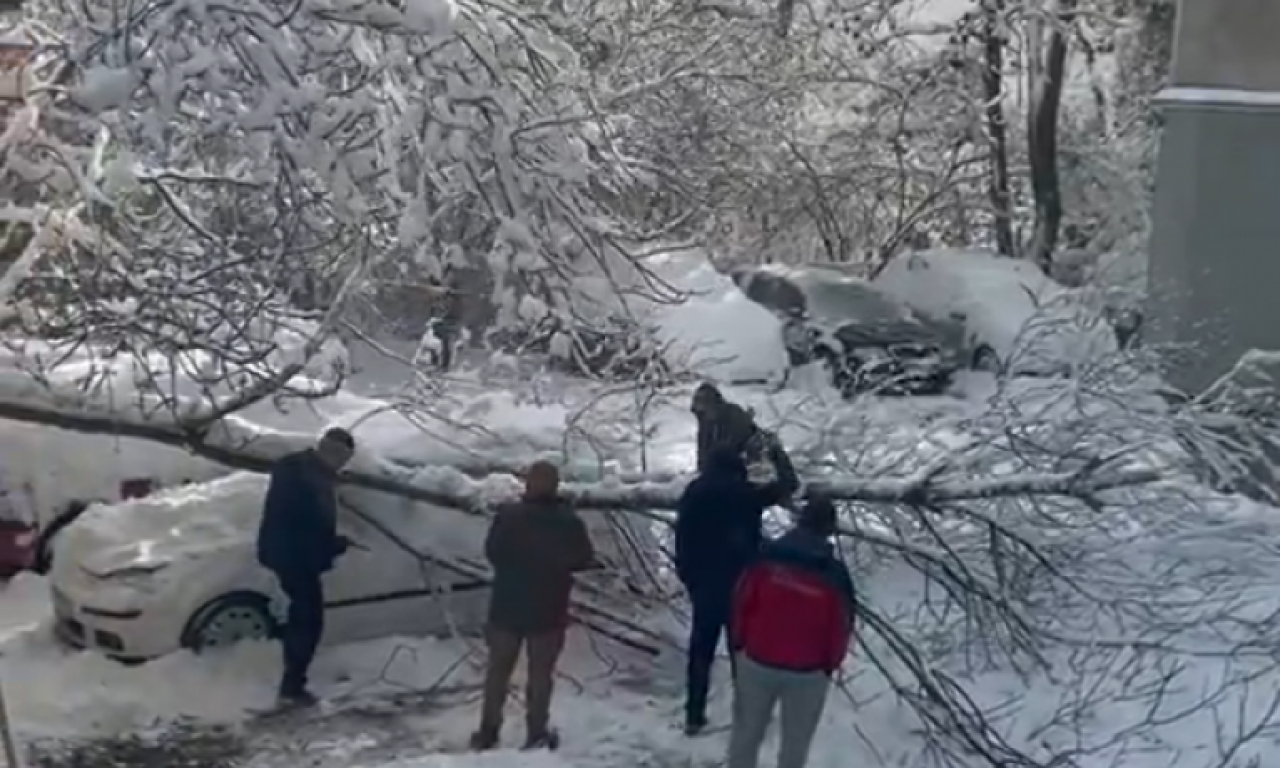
[690,383,799,501]
[675,446,791,736]
[471,461,595,751]
[256,427,356,706]
[726,495,855,768]
[433,275,465,372]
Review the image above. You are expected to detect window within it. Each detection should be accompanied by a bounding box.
[743,272,807,317]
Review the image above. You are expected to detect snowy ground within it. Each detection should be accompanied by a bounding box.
[10,488,1280,768]
[1,568,863,768]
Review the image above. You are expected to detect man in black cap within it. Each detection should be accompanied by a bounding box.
[690,383,799,499]
[675,445,791,736]
[256,427,356,705]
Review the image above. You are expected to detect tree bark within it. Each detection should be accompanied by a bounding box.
[1026,0,1076,270]
[979,0,1016,256]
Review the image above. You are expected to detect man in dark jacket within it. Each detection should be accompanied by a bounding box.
[471,461,595,752]
[674,446,789,736]
[256,427,356,705]
[727,495,855,768]
[690,383,799,500]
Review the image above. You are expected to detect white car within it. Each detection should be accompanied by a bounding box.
[873,249,1117,375]
[48,473,501,662]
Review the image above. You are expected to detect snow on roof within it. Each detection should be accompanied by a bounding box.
[65,472,268,570]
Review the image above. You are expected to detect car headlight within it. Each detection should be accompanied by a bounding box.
[94,563,170,593]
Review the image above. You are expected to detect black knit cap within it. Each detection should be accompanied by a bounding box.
[321,427,356,449]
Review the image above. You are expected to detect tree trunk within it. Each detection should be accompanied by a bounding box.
[1026,0,1076,270]
[979,0,1016,256]
[776,0,797,37]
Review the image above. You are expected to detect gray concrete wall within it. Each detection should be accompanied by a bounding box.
[1171,0,1280,90]
[1147,0,1280,393]
[1148,103,1280,392]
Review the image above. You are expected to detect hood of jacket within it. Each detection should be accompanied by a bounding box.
[769,527,835,561]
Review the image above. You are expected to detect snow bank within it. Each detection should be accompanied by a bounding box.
[532,247,788,384]
[3,635,278,736]
[0,571,51,644]
[640,250,789,383]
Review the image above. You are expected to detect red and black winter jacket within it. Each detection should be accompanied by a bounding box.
[730,528,855,674]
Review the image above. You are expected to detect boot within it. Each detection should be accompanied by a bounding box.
[523,727,560,751]
[469,725,501,751]
[684,715,709,737]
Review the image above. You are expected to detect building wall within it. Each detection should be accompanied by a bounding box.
[1171,0,1280,90]
[1147,0,1280,392]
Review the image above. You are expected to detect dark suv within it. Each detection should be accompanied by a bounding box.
[732,264,965,396]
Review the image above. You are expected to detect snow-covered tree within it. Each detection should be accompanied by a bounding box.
[14,2,1280,767]
[2,0,710,413]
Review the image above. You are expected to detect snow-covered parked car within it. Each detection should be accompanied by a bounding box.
[731,263,966,396]
[47,473,500,662]
[48,467,661,663]
[873,249,1117,375]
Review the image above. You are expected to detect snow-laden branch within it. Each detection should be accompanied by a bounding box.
[0,367,1159,513]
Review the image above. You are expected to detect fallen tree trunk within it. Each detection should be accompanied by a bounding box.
[0,396,1161,513]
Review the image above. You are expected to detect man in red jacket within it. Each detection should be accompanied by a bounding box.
[727,495,855,768]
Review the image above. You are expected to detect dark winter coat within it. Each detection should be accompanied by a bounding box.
[256,450,345,578]
[695,403,800,500]
[674,450,787,594]
[485,499,595,635]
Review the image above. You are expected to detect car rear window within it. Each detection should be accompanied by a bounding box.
[802,279,917,323]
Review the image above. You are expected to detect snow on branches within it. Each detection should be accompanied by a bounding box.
[0,0,687,419]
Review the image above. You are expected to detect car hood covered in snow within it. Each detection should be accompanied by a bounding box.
[59,474,267,578]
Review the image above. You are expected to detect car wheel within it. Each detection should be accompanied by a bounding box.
[182,593,277,652]
[971,345,1001,373]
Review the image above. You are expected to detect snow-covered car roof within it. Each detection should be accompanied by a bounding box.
[63,473,268,577]
[885,248,1058,296]
[741,263,921,324]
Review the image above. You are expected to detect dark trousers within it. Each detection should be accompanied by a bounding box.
[277,571,325,695]
[435,322,458,371]
[686,581,735,724]
[478,626,566,738]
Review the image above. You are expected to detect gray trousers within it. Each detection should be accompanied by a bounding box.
[728,654,830,768]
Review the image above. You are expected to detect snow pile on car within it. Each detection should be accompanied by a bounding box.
[56,474,268,579]
[875,248,1116,372]
[640,250,789,383]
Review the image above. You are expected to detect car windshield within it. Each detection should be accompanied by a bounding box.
[800,277,917,324]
